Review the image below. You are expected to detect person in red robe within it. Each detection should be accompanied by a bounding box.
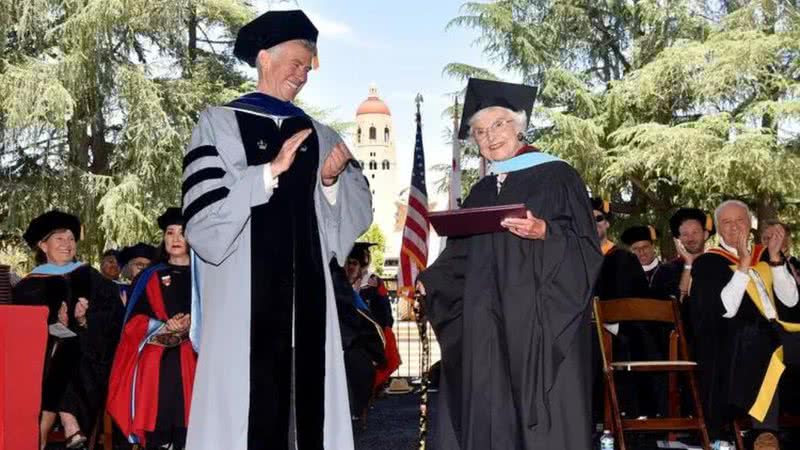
[107,208,197,449]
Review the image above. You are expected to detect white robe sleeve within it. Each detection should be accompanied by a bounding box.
[721,270,749,318]
[183,109,275,266]
[313,124,372,266]
[772,264,799,308]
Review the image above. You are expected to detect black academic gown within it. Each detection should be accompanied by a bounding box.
[330,262,385,418]
[12,264,123,432]
[592,247,662,418]
[647,261,681,301]
[359,280,394,329]
[418,161,602,450]
[690,247,782,435]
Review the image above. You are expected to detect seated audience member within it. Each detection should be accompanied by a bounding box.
[12,210,123,449]
[347,243,401,393]
[117,243,157,304]
[100,249,121,281]
[591,199,649,300]
[107,208,197,450]
[761,220,800,322]
[666,208,715,347]
[119,243,156,281]
[332,245,387,421]
[590,199,653,421]
[621,224,679,300]
[691,200,799,448]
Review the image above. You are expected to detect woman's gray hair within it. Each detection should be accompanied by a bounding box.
[714,199,752,226]
[466,106,527,144]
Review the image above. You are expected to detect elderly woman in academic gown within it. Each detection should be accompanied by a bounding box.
[416,78,603,450]
[12,210,123,449]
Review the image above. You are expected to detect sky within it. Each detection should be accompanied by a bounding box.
[246,0,510,210]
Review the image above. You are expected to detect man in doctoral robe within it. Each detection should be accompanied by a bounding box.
[666,208,714,346]
[182,10,372,450]
[621,225,678,300]
[691,200,799,447]
[591,199,649,301]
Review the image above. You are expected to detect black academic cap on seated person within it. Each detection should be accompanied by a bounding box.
[233,10,319,68]
[590,197,613,220]
[23,210,82,248]
[348,242,376,263]
[621,225,657,246]
[157,207,185,231]
[669,207,715,238]
[118,243,157,267]
[458,78,538,140]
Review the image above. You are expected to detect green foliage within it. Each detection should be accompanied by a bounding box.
[0,0,347,268]
[445,0,800,243]
[359,224,387,276]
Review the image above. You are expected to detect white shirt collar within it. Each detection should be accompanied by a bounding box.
[642,257,660,272]
[719,238,739,257]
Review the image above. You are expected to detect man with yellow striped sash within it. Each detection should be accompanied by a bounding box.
[690,200,799,449]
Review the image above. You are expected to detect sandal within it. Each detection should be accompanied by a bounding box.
[64,430,87,449]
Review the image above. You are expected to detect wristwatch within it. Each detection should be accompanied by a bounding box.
[768,258,785,267]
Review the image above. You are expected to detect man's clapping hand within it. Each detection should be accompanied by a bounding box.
[321,142,353,186]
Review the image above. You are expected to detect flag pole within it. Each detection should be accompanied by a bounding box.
[449,96,461,209]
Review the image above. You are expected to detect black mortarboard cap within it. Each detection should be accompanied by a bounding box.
[348,242,376,263]
[157,207,185,231]
[234,10,319,68]
[669,208,715,238]
[102,248,120,258]
[23,210,82,248]
[590,197,612,216]
[458,78,537,139]
[118,243,157,267]
[621,225,657,246]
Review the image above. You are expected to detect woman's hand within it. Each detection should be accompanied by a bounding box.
[165,313,185,333]
[58,302,69,326]
[166,313,191,335]
[415,281,426,296]
[501,210,547,240]
[74,298,89,328]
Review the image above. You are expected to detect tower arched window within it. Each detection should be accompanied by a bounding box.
[382,160,390,170]
[369,160,377,170]
[357,127,362,143]
[369,126,376,140]
[359,160,364,169]
[384,127,390,142]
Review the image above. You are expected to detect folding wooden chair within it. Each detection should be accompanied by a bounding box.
[593,297,711,450]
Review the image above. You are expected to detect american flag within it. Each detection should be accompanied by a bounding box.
[397,102,429,299]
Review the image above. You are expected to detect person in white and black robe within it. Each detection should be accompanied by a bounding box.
[182,10,371,450]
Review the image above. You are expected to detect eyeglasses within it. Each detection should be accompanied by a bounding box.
[471,119,515,141]
[595,214,607,223]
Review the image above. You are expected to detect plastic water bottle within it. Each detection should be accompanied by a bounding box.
[600,430,614,450]
[712,441,733,450]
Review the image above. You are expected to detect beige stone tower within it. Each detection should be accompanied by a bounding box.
[353,84,401,276]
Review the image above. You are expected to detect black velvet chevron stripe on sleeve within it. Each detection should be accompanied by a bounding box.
[182,167,226,197]
[183,187,230,223]
[183,145,219,170]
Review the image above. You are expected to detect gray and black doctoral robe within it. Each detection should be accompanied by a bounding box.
[182,103,371,450]
[418,159,602,450]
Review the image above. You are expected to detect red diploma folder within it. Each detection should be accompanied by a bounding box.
[429,203,528,237]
